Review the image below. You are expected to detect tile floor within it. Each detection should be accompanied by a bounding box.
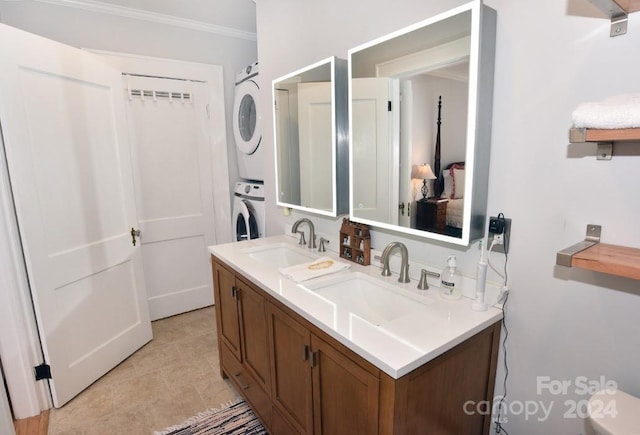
[47,306,241,435]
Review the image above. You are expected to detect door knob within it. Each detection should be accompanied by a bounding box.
[399,202,405,216]
[130,228,141,246]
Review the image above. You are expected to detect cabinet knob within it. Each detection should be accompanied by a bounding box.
[234,372,249,390]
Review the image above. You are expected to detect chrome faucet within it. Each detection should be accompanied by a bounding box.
[291,218,316,249]
[381,242,410,283]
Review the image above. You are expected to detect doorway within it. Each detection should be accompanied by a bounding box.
[100,51,232,320]
[0,38,232,415]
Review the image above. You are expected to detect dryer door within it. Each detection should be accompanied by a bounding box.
[233,198,259,241]
[233,79,261,155]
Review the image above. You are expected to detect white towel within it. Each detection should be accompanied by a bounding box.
[279,257,351,283]
[572,93,640,129]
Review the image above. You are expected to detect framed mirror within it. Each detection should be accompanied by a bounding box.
[348,1,496,245]
[273,56,348,217]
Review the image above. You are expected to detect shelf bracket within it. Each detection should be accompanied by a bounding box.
[587,0,629,36]
[597,142,613,160]
[556,224,602,267]
[569,128,614,159]
[610,11,628,36]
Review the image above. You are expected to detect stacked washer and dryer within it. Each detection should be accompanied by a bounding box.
[232,61,266,241]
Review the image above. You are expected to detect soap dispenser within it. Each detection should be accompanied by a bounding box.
[440,255,462,300]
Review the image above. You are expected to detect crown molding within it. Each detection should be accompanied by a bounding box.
[35,0,257,41]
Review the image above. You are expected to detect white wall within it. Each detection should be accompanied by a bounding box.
[257,0,640,433]
[0,0,258,195]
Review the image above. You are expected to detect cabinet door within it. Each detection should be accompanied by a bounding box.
[272,407,302,435]
[311,334,380,435]
[213,262,241,360]
[237,277,271,393]
[267,304,313,435]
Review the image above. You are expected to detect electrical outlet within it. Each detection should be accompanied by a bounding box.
[489,215,511,254]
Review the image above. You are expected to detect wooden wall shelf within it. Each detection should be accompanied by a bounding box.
[571,243,640,280]
[570,127,640,143]
[556,225,640,280]
[613,0,640,13]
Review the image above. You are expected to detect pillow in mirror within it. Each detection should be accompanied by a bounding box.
[453,168,465,199]
[442,172,454,198]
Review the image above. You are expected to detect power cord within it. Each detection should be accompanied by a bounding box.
[488,235,510,434]
[494,290,510,434]
[487,239,505,281]
[488,235,509,290]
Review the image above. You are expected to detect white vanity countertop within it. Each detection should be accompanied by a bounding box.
[208,235,503,379]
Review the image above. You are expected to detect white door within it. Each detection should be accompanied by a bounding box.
[351,77,399,223]
[399,79,414,228]
[0,371,13,435]
[274,88,301,205]
[0,25,152,407]
[297,82,333,212]
[124,75,216,320]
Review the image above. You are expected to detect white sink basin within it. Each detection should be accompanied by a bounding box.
[300,272,429,326]
[242,243,317,268]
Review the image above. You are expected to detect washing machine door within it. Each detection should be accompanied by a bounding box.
[233,79,261,155]
[233,198,259,241]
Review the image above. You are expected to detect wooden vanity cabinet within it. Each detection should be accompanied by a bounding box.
[310,332,380,435]
[378,323,501,435]
[267,303,379,435]
[212,259,272,426]
[213,261,241,358]
[266,303,313,433]
[212,255,500,435]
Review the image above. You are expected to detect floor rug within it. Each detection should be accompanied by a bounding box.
[155,399,267,435]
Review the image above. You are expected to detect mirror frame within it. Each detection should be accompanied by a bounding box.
[272,56,349,217]
[347,1,496,246]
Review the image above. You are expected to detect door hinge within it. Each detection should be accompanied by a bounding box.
[388,101,392,111]
[34,363,51,381]
[206,103,211,119]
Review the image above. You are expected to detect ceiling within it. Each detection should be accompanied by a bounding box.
[84,0,257,33]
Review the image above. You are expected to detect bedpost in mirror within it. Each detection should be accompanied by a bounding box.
[433,95,443,198]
